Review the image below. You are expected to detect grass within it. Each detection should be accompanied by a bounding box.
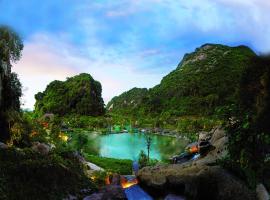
[84,154,133,175]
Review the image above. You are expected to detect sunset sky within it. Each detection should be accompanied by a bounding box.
[0,0,270,109]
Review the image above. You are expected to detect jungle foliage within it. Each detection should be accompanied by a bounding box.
[222,55,270,189]
[0,26,23,142]
[34,73,105,117]
[107,44,256,118]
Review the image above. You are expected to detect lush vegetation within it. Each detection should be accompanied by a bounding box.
[221,55,270,190]
[0,26,23,142]
[34,73,105,116]
[0,148,96,200]
[84,154,133,174]
[1,25,269,198]
[107,44,255,117]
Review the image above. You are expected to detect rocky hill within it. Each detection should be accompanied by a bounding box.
[107,87,148,116]
[34,73,105,116]
[107,44,256,117]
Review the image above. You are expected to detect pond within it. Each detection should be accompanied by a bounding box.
[79,132,188,161]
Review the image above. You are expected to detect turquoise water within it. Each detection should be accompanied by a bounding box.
[84,132,188,161]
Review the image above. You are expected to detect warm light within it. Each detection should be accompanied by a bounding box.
[59,133,69,142]
[105,176,110,185]
[189,145,198,153]
[122,181,138,189]
[121,177,138,188]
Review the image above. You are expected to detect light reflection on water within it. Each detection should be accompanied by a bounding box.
[83,132,188,161]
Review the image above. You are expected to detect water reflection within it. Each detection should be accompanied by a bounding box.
[80,132,188,161]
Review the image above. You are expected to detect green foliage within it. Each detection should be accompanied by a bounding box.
[223,55,270,189]
[34,73,105,116]
[176,116,222,141]
[138,150,159,169]
[75,133,88,153]
[0,26,23,142]
[90,170,108,187]
[106,87,148,116]
[138,150,148,168]
[63,115,108,130]
[107,44,255,119]
[85,154,133,174]
[0,26,23,63]
[0,148,96,200]
[2,72,22,111]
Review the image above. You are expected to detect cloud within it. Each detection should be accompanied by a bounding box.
[13,33,167,109]
[3,0,270,109]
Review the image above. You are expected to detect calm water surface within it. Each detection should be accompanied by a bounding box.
[83,132,188,161]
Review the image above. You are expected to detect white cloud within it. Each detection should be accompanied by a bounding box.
[11,0,270,109]
[13,33,167,109]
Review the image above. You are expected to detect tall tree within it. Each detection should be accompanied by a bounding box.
[0,26,23,142]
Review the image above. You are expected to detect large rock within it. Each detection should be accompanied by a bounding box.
[256,184,269,200]
[194,127,228,166]
[198,131,211,142]
[210,127,226,144]
[84,174,127,200]
[31,142,51,155]
[83,185,127,200]
[138,164,255,200]
[0,142,8,149]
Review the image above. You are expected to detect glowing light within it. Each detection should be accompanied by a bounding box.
[59,133,69,142]
[121,177,138,189]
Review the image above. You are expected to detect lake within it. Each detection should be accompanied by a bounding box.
[81,132,188,161]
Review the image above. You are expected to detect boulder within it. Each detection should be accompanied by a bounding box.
[84,174,127,200]
[198,131,211,142]
[194,127,228,166]
[210,127,226,144]
[138,165,255,200]
[0,142,8,149]
[256,183,269,200]
[31,142,51,155]
[83,185,127,200]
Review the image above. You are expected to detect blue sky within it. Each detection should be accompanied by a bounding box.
[1,0,270,109]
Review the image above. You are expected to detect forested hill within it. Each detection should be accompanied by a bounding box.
[34,73,105,116]
[107,44,256,117]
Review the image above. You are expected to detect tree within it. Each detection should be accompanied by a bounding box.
[0,26,23,142]
[145,135,152,161]
[75,133,88,153]
[0,26,23,65]
[138,150,148,169]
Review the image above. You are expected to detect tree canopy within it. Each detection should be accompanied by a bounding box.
[34,73,105,116]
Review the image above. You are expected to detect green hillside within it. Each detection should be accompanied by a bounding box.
[34,73,105,116]
[107,44,256,117]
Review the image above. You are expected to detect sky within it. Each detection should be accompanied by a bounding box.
[0,0,270,109]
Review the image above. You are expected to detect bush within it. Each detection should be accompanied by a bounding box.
[138,150,148,169]
[0,148,97,200]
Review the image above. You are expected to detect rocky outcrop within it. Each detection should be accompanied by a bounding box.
[84,174,127,200]
[138,165,255,200]
[138,127,255,199]
[195,127,228,166]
